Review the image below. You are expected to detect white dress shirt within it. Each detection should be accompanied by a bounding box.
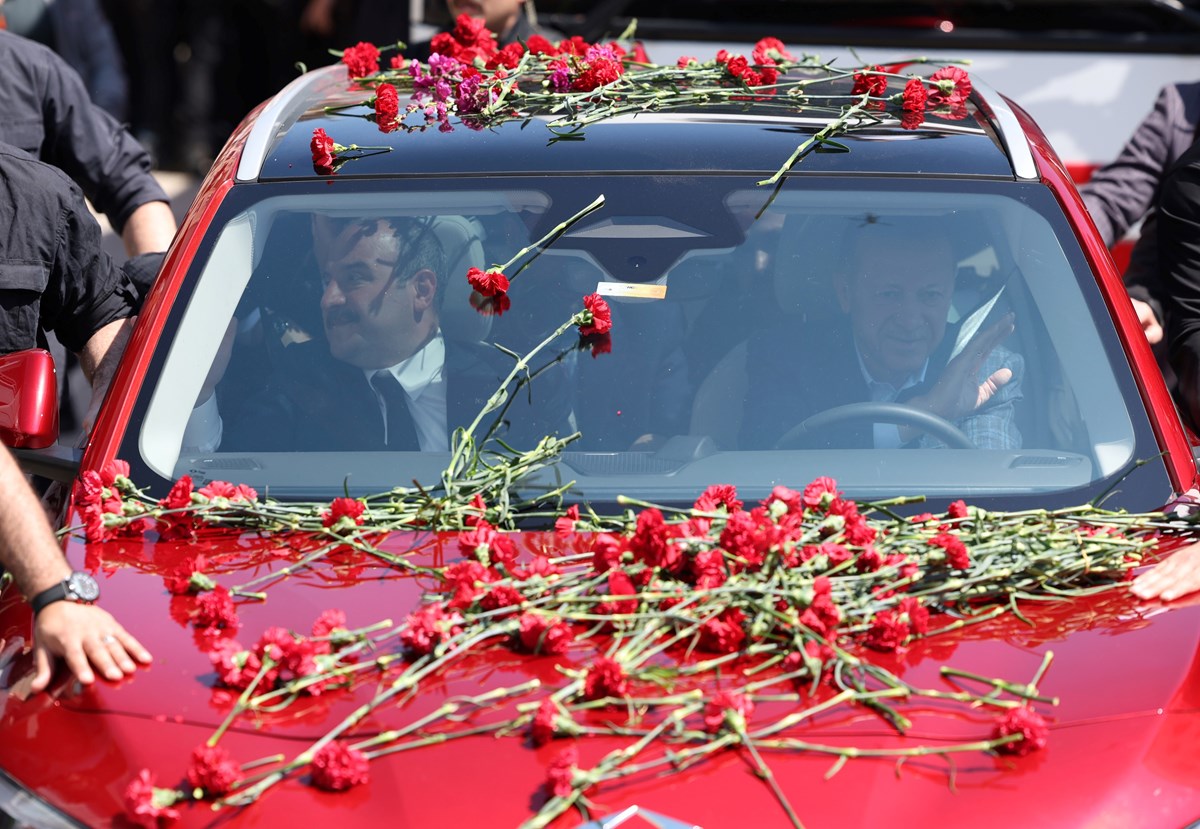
[855,348,928,449]
[365,331,448,451]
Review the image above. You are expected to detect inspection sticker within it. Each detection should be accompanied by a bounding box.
[596,281,668,299]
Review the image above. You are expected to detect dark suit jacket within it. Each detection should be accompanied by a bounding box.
[740,320,1023,450]
[222,337,567,452]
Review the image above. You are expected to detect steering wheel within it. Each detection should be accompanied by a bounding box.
[772,401,977,450]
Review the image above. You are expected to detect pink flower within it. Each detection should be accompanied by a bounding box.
[123,769,180,828]
[310,742,370,791]
[467,266,510,297]
[187,744,243,796]
[993,705,1049,756]
[341,41,380,78]
[578,293,612,336]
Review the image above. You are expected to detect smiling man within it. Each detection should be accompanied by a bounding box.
[221,215,567,453]
[741,219,1024,450]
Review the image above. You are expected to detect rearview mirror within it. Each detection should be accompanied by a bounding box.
[0,350,59,449]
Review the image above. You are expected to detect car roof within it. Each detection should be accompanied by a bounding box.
[239,65,1031,183]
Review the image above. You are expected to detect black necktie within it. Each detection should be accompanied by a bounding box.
[370,371,419,450]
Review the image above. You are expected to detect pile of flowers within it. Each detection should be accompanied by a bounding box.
[107,463,1172,828]
[313,25,974,184]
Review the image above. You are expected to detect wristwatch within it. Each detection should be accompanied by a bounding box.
[30,571,100,616]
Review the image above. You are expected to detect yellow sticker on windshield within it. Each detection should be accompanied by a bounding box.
[596,281,667,299]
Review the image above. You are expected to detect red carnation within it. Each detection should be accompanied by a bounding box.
[517,612,575,655]
[993,705,1049,756]
[442,559,494,609]
[123,769,181,828]
[753,37,795,64]
[578,293,612,336]
[583,655,629,700]
[694,483,743,514]
[704,689,754,733]
[864,608,909,651]
[902,77,928,112]
[947,499,969,519]
[374,82,399,132]
[400,603,461,656]
[192,585,240,637]
[691,548,728,590]
[929,531,970,569]
[555,504,580,536]
[852,65,888,98]
[322,497,365,529]
[310,742,370,791]
[801,476,840,510]
[525,34,557,55]
[160,475,194,510]
[697,607,746,653]
[186,744,243,796]
[310,128,338,175]
[724,54,749,79]
[546,747,578,798]
[531,698,559,746]
[898,596,930,635]
[341,41,380,78]
[928,66,972,107]
[467,266,510,297]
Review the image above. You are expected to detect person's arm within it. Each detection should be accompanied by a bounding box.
[77,317,133,429]
[120,200,176,257]
[1160,146,1200,431]
[35,40,171,239]
[0,444,151,692]
[1079,84,1184,246]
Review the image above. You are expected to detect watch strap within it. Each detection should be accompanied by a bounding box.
[29,581,69,616]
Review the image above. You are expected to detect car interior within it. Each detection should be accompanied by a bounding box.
[135,181,1141,501]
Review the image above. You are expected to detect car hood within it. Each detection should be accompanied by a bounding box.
[3,527,1200,828]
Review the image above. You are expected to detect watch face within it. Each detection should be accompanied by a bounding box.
[66,571,100,602]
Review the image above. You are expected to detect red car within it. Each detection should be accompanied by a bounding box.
[1,36,1197,829]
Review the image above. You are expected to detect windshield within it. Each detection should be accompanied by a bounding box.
[123,175,1169,511]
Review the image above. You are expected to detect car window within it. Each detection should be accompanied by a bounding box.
[130,176,1153,507]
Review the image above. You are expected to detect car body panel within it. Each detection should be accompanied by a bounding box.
[7,57,1200,829]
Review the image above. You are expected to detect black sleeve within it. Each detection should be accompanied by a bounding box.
[1160,147,1200,430]
[41,177,137,354]
[37,46,166,235]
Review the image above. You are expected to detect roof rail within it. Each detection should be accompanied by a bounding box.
[236,65,345,183]
[970,78,1038,181]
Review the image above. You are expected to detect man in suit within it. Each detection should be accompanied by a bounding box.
[741,220,1023,450]
[222,216,560,452]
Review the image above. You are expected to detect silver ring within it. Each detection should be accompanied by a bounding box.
[100,635,116,644]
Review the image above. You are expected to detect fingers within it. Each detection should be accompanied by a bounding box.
[1131,544,1200,601]
[1133,299,1164,345]
[30,604,151,694]
[29,645,52,694]
[975,368,1014,408]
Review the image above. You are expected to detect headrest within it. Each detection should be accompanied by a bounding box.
[431,215,492,343]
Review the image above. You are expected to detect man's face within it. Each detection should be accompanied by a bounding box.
[319,220,437,369]
[836,235,956,387]
[446,0,525,35]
